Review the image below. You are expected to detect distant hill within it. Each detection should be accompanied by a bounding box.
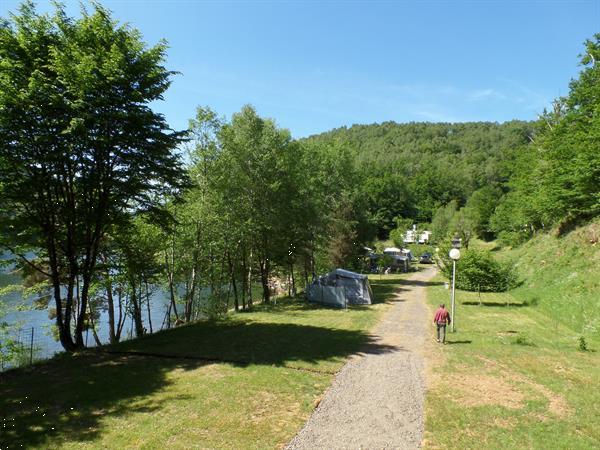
[306,121,535,234]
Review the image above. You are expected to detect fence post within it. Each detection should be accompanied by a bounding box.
[30,327,34,365]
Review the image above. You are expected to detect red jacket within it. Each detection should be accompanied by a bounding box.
[434,307,451,325]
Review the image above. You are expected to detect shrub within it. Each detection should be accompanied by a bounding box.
[438,248,518,292]
[524,296,540,307]
[512,335,536,346]
[497,230,530,247]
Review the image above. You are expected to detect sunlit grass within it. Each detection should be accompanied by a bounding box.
[424,278,600,449]
[1,273,410,449]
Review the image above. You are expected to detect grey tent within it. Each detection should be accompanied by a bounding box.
[306,268,373,308]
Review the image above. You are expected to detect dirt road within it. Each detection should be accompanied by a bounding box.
[286,267,437,450]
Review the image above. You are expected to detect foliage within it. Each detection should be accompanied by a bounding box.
[578,336,588,352]
[491,34,600,238]
[0,2,187,350]
[438,248,518,292]
[449,207,477,249]
[308,121,534,235]
[0,328,29,369]
[431,201,459,243]
[465,186,503,239]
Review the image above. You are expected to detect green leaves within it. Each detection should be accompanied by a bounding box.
[0,1,186,349]
[492,34,600,238]
[438,248,518,292]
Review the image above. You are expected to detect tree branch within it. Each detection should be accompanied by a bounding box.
[5,246,52,278]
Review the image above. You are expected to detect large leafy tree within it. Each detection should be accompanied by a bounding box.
[0,2,187,350]
[491,34,600,242]
[537,34,600,223]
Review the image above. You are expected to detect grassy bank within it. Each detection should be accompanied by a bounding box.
[497,218,600,338]
[424,281,600,448]
[0,273,408,449]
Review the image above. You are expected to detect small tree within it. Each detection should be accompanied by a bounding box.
[450,207,477,249]
[438,248,518,292]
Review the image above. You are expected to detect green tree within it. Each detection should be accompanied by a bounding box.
[431,201,459,244]
[0,2,187,350]
[450,207,477,249]
[465,186,503,239]
[537,35,600,224]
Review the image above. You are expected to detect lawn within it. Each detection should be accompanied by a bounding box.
[0,273,409,449]
[424,278,600,449]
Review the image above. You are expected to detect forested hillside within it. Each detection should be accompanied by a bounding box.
[307,120,534,236]
[308,34,600,249]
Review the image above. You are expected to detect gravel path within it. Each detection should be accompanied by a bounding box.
[286,267,436,450]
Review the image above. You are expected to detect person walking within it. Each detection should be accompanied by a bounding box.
[433,303,451,343]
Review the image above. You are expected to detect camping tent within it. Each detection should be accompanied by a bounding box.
[306,268,373,307]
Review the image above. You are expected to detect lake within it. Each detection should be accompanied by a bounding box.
[0,254,174,365]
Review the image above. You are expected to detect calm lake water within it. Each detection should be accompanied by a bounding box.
[0,254,173,362]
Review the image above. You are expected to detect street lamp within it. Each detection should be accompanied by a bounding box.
[449,248,460,332]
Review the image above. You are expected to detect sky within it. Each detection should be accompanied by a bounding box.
[1,0,599,138]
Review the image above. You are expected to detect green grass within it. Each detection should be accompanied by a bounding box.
[424,278,600,449]
[497,219,600,339]
[0,273,409,449]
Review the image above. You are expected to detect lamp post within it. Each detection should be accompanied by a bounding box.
[449,248,461,332]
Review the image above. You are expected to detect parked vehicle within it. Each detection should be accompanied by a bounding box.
[419,252,434,264]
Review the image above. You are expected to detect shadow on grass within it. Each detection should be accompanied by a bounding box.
[461,301,528,307]
[369,273,442,304]
[1,353,209,448]
[445,340,473,345]
[371,284,407,304]
[0,321,395,448]
[398,279,445,287]
[115,320,396,367]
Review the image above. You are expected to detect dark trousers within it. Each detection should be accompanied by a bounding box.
[436,323,446,343]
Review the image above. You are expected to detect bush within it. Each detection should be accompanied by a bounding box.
[438,248,518,292]
[497,230,531,247]
[512,335,536,346]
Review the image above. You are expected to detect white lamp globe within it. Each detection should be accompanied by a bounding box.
[449,248,461,260]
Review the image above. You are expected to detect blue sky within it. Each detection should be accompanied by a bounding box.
[1,0,599,137]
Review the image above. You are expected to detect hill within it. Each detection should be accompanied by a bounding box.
[499,218,600,337]
[307,121,534,234]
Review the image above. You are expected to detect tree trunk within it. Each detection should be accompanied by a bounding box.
[64,275,77,347]
[130,278,144,337]
[145,280,153,334]
[165,243,179,322]
[247,249,253,308]
[303,261,309,288]
[105,270,116,344]
[116,285,125,341]
[259,257,270,304]
[240,247,247,310]
[74,272,94,349]
[290,262,296,297]
[228,252,239,311]
[87,302,102,347]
